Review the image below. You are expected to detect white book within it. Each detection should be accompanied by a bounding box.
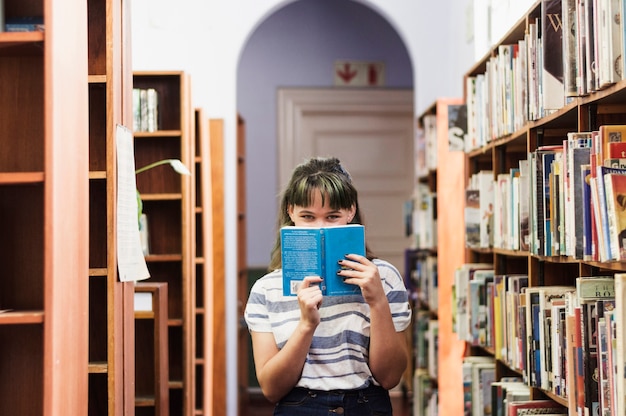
[615,274,626,416]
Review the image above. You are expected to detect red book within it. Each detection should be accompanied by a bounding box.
[507,399,567,415]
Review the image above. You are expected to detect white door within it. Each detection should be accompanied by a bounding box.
[278,88,414,269]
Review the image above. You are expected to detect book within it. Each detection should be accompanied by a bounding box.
[507,399,567,415]
[519,159,531,251]
[604,172,626,260]
[562,0,579,97]
[4,16,44,32]
[605,142,626,168]
[541,0,565,114]
[577,277,616,415]
[581,164,593,260]
[592,166,626,261]
[280,224,365,296]
[614,274,626,416]
[471,361,496,416]
[465,188,480,248]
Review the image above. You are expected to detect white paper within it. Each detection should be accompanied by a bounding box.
[134,292,153,312]
[116,124,151,282]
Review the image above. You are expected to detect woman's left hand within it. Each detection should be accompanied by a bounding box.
[337,254,386,305]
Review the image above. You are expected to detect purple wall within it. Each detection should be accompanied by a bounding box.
[237,0,413,267]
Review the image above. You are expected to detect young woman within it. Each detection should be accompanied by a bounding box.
[244,157,412,415]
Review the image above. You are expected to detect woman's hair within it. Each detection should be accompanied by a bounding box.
[268,157,373,270]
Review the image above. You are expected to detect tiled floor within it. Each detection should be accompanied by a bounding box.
[243,391,411,416]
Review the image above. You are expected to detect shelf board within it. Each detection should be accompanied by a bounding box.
[88,74,107,84]
[168,318,183,327]
[0,310,44,324]
[88,362,108,374]
[0,31,44,52]
[140,193,183,201]
[168,380,184,389]
[0,172,44,184]
[145,254,183,262]
[135,396,156,407]
[88,268,108,277]
[89,171,106,180]
[134,130,182,138]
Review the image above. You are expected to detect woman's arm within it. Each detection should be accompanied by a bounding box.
[250,276,323,403]
[367,301,408,389]
[339,255,408,389]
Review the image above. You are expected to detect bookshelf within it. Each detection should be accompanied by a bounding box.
[411,99,466,415]
[236,114,248,415]
[208,118,226,416]
[0,1,89,414]
[87,0,135,414]
[455,1,626,415]
[191,107,214,415]
[132,71,194,415]
[134,282,169,415]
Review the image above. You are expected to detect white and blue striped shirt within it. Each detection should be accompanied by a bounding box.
[244,259,412,391]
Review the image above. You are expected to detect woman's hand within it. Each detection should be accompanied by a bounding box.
[297,276,323,329]
[337,254,386,305]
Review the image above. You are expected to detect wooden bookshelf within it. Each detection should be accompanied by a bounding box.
[0,1,90,414]
[208,118,226,416]
[236,114,248,415]
[134,282,169,416]
[191,108,212,415]
[87,0,135,414]
[132,71,194,415]
[456,1,626,415]
[412,99,466,415]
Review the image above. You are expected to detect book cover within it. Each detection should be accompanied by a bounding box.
[581,164,593,260]
[541,0,565,114]
[469,269,494,346]
[465,188,480,248]
[604,172,626,260]
[280,224,365,296]
[519,159,531,251]
[478,171,495,248]
[593,166,626,261]
[472,361,496,416]
[605,141,626,168]
[600,125,626,166]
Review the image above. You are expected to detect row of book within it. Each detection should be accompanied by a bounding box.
[454,263,626,416]
[407,251,438,311]
[413,369,438,416]
[465,0,626,152]
[132,87,160,133]
[464,357,568,416]
[413,312,439,416]
[411,182,437,250]
[464,125,626,262]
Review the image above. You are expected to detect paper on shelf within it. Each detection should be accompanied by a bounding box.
[115,124,150,282]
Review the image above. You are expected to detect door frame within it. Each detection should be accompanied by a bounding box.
[277,88,414,190]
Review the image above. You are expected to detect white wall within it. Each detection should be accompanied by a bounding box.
[130,0,528,413]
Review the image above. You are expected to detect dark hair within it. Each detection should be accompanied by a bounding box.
[268,157,372,270]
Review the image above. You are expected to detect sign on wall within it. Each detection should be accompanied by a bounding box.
[334,60,385,87]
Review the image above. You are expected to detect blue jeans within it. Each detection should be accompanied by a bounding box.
[273,384,392,415]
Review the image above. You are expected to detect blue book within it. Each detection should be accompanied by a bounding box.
[281,224,365,296]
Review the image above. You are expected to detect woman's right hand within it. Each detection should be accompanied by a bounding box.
[297,276,323,328]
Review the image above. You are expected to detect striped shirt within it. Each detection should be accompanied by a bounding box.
[244,258,412,391]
